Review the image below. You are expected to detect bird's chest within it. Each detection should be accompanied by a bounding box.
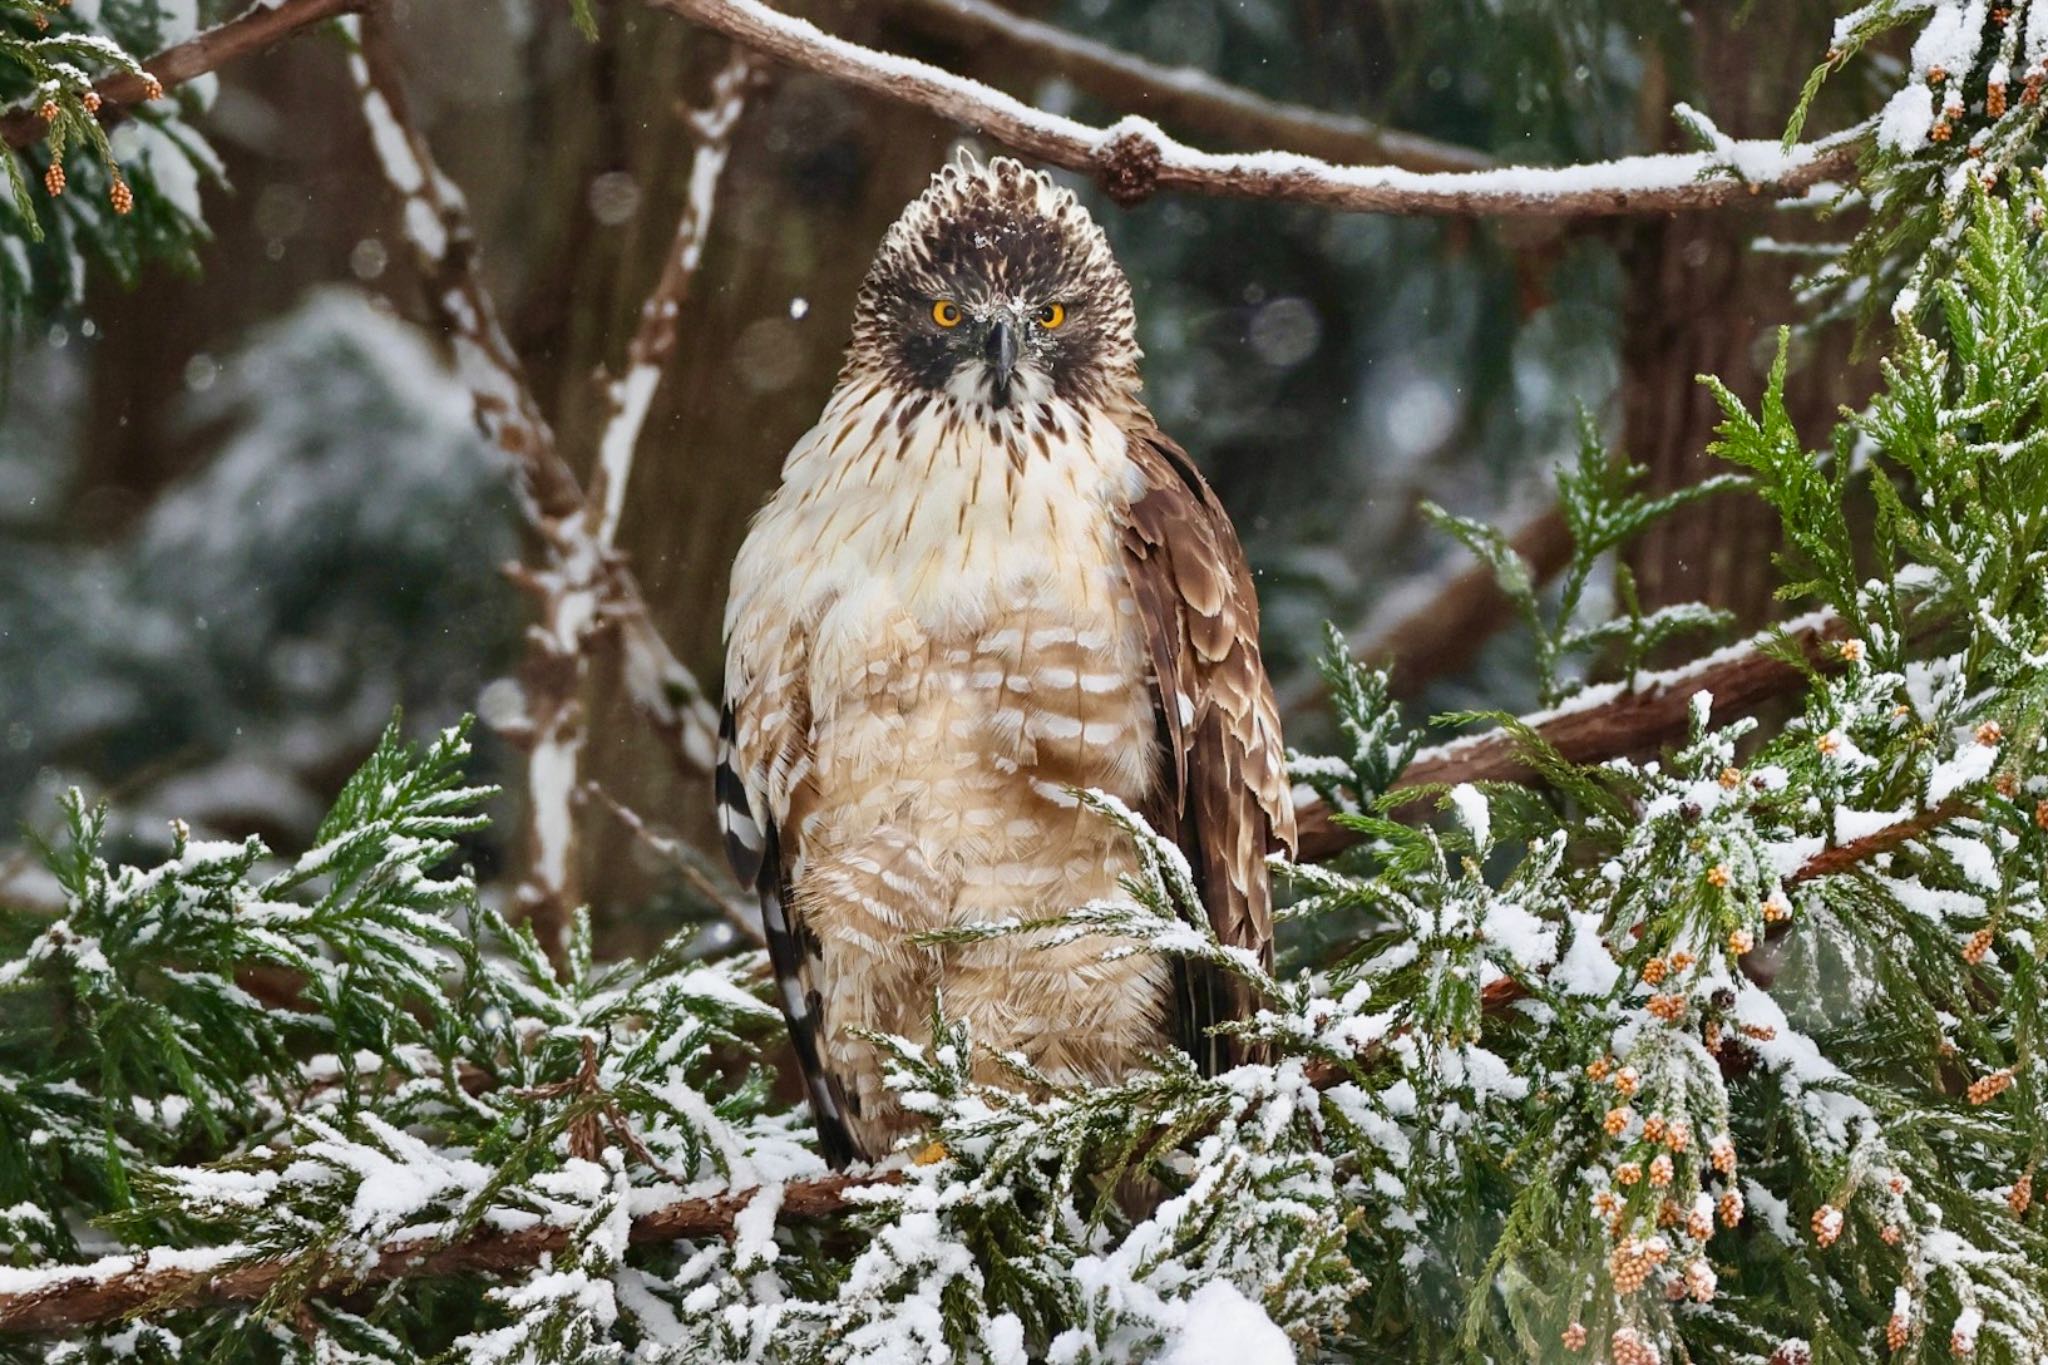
[731,388,1159,815]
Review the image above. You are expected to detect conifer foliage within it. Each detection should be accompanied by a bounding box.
[4,2,2048,1362]
[2,201,2045,1357]
[0,0,214,326]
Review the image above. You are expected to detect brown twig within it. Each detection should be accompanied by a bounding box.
[0,0,365,150]
[582,779,766,947]
[1469,793,1984,1021]
[1292,609,1848,860]
[874,0,1489,175]
[1786,795,1975,886]
[648,0,1865,218]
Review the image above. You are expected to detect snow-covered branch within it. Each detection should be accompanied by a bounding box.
[650,0,1865,217]
[349,10,586,943]
[588,49,754,783]
[589,49,759,551]
[1293,609,1850,859]
[874,0,1490,175]
[0,1173,884,1335]
[347,14,732,941]
[1785,794,1975,887]
[0,0,365,150]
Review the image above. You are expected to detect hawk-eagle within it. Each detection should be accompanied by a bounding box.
[719,152,1294,1164]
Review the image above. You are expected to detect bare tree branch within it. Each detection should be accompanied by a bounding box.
[585,53,756,789]
[589,51,760,551]
[348,11,583,945]
[648,0,1864,218]
[0,0,365,150]
[346,14,735,946]
[874,0,1489,175]
[583,779,766,947]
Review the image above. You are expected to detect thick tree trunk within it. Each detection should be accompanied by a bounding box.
[1623,3,1866,629]
[71,38,380,538]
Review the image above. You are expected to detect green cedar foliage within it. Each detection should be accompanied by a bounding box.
[0,0,219,331]
[2,196,2045,1361]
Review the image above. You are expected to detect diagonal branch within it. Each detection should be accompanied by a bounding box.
[346,13,731,946]
[582,779,765,947]
[1292,609,1849,860]
[348,13,565,517]
[348,11,583,944]
[648,0,1865,218]
[589,50,760,551]
[874,0,1489,175]
[585,52,755,786]
[1278,501,1573,723]
[0,0,366,150]
[1786,795,1974,886]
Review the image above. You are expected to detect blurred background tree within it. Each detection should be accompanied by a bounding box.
[0,0,1876,955]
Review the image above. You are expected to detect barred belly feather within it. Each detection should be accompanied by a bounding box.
[723,379,1170,1157]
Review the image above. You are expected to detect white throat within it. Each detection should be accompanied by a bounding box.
[940,358,1056,415]
[731,379,1142,641]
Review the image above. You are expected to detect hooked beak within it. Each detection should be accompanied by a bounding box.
[983,316,1020,408]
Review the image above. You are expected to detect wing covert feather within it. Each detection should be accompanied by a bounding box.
[1119,426,1295,1074]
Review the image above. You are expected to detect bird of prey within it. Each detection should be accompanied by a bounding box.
[719,152,1294,1165]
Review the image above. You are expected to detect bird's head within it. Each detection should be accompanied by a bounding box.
[846,151,1140,414]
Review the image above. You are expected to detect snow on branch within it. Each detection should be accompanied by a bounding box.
[0,0,365,150]
[347,11,564,521]
[346,14,729,941]
[650,0,1866,217]
[0,1173,884,1335]
[1293,609,1851,859]
[590,50,760,551]
[874,0,1491,175]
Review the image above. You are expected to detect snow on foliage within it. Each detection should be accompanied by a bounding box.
[15,198,2048,1353]
[5,4,2048,1362]
[0,0,220,327]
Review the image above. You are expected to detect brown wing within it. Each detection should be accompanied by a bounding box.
[1120,425,1296,1076]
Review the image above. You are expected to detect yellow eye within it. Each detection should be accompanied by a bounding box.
[1036,302,1066,329]
[932,299,962,328]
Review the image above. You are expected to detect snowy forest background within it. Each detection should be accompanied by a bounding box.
[2,0,2046,1361]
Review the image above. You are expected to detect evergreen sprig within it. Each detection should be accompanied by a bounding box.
[0,0,216,331]
[1423,415,1745,709]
